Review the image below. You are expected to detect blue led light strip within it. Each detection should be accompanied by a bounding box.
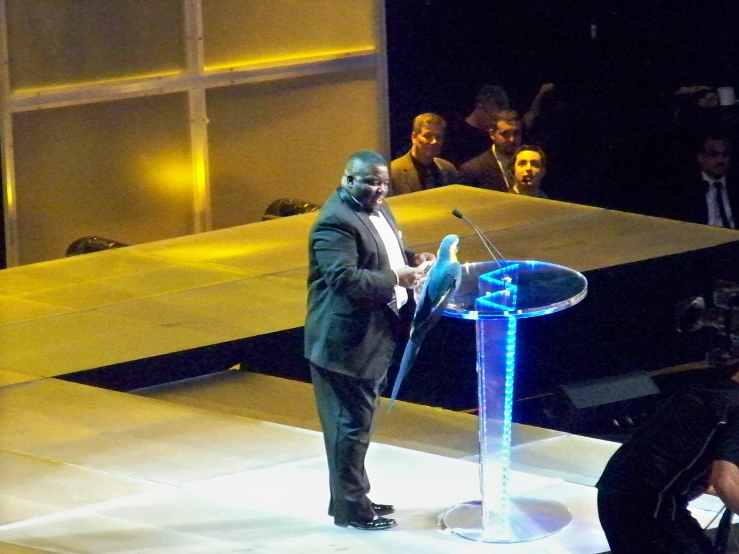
[499,316,517,524]
[475,263,519,537]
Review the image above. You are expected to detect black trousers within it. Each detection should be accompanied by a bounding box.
[310,363,385,525]
[597,489,715,554]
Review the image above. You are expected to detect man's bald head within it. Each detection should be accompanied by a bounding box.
[344,150,387,175]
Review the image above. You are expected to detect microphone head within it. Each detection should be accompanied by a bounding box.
[451,208,464,219]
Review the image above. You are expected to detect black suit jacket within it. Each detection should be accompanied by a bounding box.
[304,188,415,380]
[664,174,739,226]
[458,149,509,192]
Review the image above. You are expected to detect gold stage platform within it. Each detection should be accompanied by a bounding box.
[1,185,737,380]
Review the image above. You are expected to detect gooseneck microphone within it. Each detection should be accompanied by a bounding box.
[451,208,507,267]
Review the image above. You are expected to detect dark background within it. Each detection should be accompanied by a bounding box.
[385,0,739,212]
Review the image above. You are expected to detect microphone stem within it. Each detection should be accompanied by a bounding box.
[458,213,507,267]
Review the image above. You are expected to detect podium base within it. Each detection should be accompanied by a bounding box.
[438,498,573,543]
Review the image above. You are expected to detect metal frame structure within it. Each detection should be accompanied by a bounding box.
[0,0,389,267]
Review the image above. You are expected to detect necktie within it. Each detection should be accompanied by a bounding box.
[714,181,732,228]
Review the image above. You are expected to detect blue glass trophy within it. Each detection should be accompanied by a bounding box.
[439,259,587,542]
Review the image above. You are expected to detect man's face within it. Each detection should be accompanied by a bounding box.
[411,122,445,160]
[513,150,546,189]
[345,162,390,211]
[698,138,732,180]
[490,120,521,156]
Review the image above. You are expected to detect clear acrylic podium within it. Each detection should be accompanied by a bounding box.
[439,260,587,543]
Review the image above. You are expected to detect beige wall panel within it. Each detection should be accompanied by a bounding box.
[202,0,375,69]
[207,69,383,229]
[13,94,194,265]
[6,0,185,90]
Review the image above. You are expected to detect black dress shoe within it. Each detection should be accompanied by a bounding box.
[328,502,395,517]
[337,516,397,531]
[371,502,395,516]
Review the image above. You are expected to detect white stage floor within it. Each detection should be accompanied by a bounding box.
[0,370,727,554]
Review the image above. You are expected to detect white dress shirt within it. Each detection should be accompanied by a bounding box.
[493,147,514,191]
[368,211,408,309]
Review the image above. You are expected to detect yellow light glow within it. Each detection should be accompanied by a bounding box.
[4,173,15,212]
[390,202,455,224]
[205,47,375,73]
[12,70,185,95]
[144,157,192,197]
[194,155,207,198]
[146,239,290,264]
[193,147,208,232]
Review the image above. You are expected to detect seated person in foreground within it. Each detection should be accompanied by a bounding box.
[390,113,458,195]
[509,145,549,199]
[458,110,522,192]
[596,364,739,553]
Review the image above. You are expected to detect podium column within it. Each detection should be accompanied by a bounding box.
[440,261,587,543]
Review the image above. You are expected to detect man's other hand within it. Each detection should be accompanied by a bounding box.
[396,265,426,288]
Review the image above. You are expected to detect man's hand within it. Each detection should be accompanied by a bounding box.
[395,265,426,288]
[710,460,739,513]
[413,252,436,267]
[538,83,555,96]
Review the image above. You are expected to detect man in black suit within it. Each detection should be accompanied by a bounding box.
[665,134,738,228]
[305,150,435,530]
[442,84,511,167]
[458,110,522,192]
[443,84,554,167]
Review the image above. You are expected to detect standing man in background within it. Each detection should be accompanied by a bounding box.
[390,113,458,195]
[305,150,435,530]
[443,84,511,167]
[443,83,555,167]
[458,110,522,192]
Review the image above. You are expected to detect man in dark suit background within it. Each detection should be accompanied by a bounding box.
[441,84,554,168]
[458,110,522,192]
[305,150,435,530]
[663,134,738,228]
[390,113,458,195]
[442,84,511,167]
